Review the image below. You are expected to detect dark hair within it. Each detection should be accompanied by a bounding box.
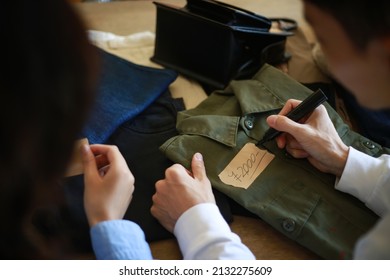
[304,0,390,49]
[0,0,98,258]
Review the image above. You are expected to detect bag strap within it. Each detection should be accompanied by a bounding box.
[185,0,271,29]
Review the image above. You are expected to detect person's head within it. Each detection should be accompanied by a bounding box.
[0,0,98,258]
[303,0,390,109]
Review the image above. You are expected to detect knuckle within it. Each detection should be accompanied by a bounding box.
[155,180,164,190]
[150,205,157,216]
[165,164,182,177]
[151,195,158,204]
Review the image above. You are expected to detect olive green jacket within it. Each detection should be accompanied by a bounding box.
[160,64,388,259]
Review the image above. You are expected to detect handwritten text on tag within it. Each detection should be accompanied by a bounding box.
[218,143,274,189]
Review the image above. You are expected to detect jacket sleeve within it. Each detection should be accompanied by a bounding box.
[90,220,153,260]
[174,203,256,260]
[335,147,390,216]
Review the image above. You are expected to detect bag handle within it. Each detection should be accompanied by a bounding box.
[185,0,271,29]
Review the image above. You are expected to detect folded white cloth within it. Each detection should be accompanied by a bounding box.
[87,30,155,49]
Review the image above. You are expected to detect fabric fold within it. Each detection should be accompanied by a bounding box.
[82,48,178,143]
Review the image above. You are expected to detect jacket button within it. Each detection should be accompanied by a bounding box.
[282,218,296,232]
[363,141,376,149]
[244,119,254,129]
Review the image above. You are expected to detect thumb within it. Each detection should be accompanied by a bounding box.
[267,115,305,136]
[81,144,99,178]
[191,153,207,181]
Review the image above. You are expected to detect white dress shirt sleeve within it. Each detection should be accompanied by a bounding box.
[335,147,390,259]
[335,147,390,216]
[174,203,255,260]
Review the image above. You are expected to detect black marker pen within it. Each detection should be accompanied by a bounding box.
[257,89,328,146]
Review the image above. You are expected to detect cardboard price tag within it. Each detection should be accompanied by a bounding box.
[218,143,274,189]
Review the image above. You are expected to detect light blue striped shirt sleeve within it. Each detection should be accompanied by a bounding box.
[90,219,153,260]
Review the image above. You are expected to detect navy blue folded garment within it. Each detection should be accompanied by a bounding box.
[82,48,178,144]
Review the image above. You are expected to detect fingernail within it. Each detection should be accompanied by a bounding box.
[194,152,203,161]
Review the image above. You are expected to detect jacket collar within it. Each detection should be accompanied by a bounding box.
[176,79,284,147]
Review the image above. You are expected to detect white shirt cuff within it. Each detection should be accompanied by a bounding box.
[174,203,255,260]
[336,147,388,215]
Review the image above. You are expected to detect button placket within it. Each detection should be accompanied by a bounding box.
[362,140,376,149]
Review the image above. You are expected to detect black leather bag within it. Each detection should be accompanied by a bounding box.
[151,0,296,90]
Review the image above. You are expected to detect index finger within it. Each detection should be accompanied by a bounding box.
[278,99,302,116]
